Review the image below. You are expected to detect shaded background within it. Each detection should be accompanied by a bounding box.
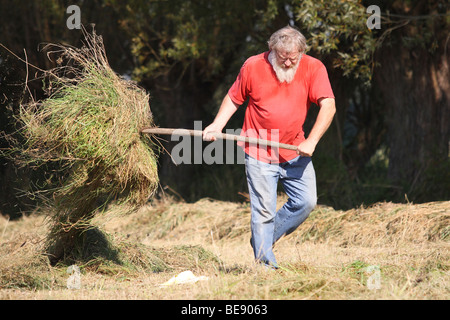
[0,0,448,219]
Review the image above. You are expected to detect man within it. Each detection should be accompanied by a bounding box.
[203,26,336,269]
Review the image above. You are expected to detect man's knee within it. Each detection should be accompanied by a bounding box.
[289,195,316,215]
[305,194,317,213]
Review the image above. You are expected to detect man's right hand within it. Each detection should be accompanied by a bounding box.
[202,123,223,141]
[202,94,239,142]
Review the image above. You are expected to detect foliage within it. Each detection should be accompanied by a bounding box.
[0,0,449,216]
[294,0,379,85]
[105,0,277,82]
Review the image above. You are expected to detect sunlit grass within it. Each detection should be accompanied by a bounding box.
[1,198,448,300]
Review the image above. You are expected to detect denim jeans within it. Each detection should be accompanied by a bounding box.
[245,153,317,268]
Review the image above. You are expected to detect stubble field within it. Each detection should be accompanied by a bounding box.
[0,195,448,300]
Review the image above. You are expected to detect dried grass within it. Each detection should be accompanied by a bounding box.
[0,199,448,299]
[11,29,159,264]
[126,198,449,249]
[296,201,450,247]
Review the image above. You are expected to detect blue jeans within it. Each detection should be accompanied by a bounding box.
[245,154,317,268]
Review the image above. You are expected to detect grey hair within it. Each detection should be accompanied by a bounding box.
[268,26,307,53]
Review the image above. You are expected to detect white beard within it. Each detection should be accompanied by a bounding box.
[268,51,301,84]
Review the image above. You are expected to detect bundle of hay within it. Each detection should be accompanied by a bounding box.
[16,30,159,264]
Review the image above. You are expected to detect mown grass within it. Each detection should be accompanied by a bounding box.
[4,29,160,266]
[0,197,448,299]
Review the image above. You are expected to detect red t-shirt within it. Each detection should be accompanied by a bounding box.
[228,51,334,163]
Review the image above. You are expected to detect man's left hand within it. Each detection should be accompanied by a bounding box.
[296,139,317,157]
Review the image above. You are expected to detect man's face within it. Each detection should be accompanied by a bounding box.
[269,49,302,83]
[274,50,301,69]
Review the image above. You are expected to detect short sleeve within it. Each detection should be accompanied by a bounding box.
[308,62,335,104]
[228,60,250,106]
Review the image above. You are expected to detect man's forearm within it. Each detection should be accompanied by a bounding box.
[308,98,336,144]
[297,97,335,157]
[211,94,239,130]
[203,94,239,141]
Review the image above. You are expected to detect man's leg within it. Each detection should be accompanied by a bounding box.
[273,156,317,245]
[245,154,279,268]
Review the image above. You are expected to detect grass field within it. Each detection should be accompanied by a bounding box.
[0,195,448,300]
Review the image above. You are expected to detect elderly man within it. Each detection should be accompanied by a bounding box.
[203,26,336,269]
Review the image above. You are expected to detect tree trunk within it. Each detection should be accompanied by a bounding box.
[374,40,449,198]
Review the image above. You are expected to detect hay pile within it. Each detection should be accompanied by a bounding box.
[15,30,159,264]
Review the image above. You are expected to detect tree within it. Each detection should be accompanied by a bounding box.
[372,0,449,201]
[293,0,449,203]
[1,0,448,215]
[104,0,292,200]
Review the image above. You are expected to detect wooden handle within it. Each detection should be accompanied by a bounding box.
[141,127,298,151]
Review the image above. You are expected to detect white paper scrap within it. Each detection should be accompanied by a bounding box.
[159,270,209,287]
